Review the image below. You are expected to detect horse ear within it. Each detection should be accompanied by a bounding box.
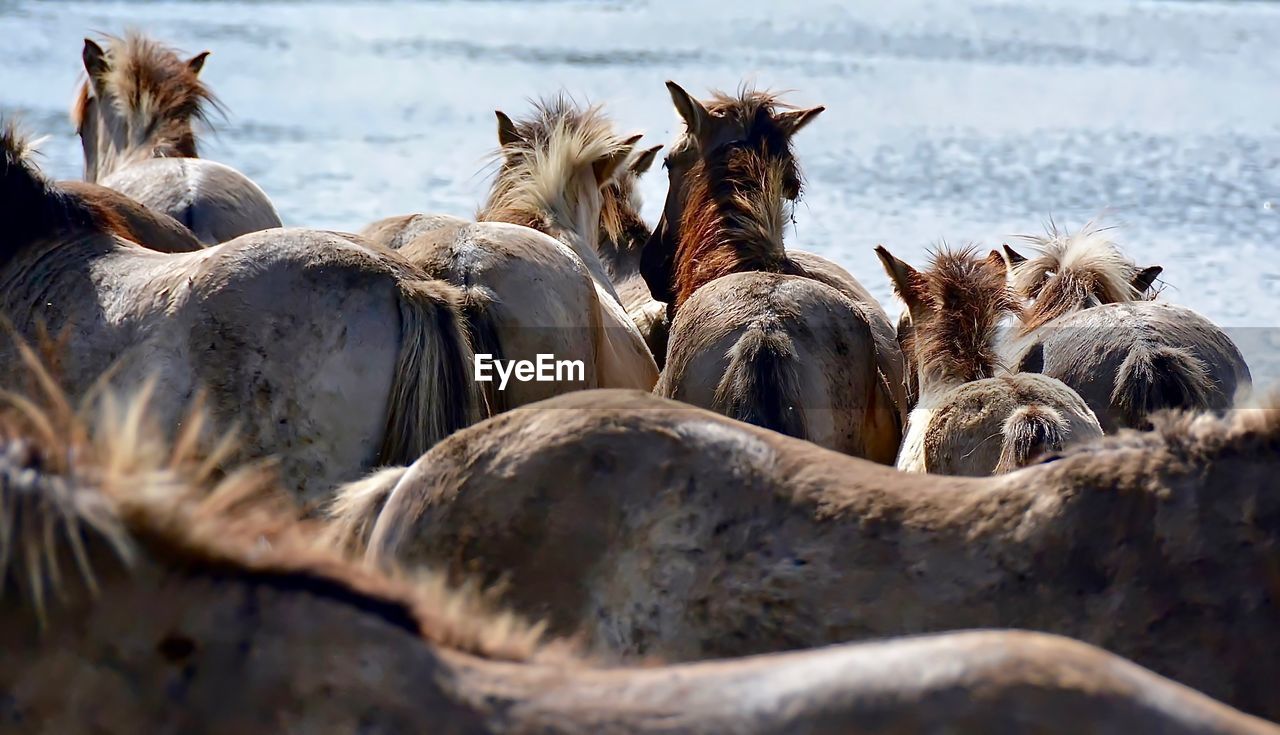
[495,111,521,148]
[775,106,825,136]
[1132,265,1163,295]
[187,51,211,75]
[875,245,927,316]
[630,144,663,176]
[83,38,108,79]
[1002,243,1027,268]
[666,81,711,138]
[985,250,1006,270]
[593,134,642,188]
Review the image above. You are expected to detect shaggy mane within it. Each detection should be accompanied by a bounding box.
[1012,221,1151,332]
[670,88,804,307]
[478,94,632,242]
[907,245,1019,385]
[0,347,558,663]
[73,31,219,160]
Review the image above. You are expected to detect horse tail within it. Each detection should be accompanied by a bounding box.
[995,404,1068,473]
[377,279,479,465]
[1,121,97,268]
[321,466,408,557]
[458,285,507,417]
[1112,343,1211,429]
[713,324,807,440]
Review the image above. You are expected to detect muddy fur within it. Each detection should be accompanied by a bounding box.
[0,375,1274,733]
[368,388,1280,721]
[76,31,281,243]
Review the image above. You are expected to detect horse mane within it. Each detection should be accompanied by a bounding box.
[0,348,558,663]
[1012,222,1150,332]
[478,94,630,238]
[906,245,1019,385]
[73,31,219,159]
[598,149,651,257]
[0,121,103,264]
[671,89,801,306]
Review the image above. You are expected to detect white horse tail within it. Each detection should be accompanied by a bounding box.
[1112,344,1211,429]
[378,279,480,465]
[713,324,807,441]
[458,285,508,417]
[995,404,1068,474]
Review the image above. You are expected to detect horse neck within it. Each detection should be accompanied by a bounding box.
[544,217,622,303]
[672,160,789,308]
[93,115,198,180]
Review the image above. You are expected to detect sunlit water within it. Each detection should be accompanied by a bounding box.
[3,0,1278,385]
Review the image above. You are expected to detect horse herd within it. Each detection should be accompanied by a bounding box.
[0,30,1276,734]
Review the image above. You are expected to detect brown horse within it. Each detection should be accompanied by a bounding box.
[2,380,1273,734]
[1002,223,1250,431]
[74,32,282,244]
[0,121,476,504]
[364,388,1280,720]
[642,83,905,461]
[362,98,658,414]
[877,245,1102,474]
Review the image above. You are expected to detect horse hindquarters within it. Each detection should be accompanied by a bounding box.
[104,158,282,245]
[661,273,899,461]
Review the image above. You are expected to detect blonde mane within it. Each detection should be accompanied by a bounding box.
[0,346,558,662]
[478,95,633,241]
[1011,222,1152,331]
[73,31,218,160]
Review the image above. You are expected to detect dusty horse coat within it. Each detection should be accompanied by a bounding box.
[366,389,1280,721]
[0,388,1273,735]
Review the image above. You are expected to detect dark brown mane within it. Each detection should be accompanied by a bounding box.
[671,91,803,307]
[75,31,219,159]
[907,246,1018,385]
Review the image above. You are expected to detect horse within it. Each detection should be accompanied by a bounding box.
[0,121,476,504]
[1001,223,1251,431]
[361,388,1280,720]
[877,245,1103,474]
[361,97,658,414]
[74,32,282,245]
[597,142,671,364]
[2,380,1273,735]
[641,83,905,461]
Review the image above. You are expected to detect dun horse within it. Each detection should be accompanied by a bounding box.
[643,83,905,461]
[877,245,1102,474]
[74,32,282,244]
[1,381,1273,734]
[1002,223,1250,431]
[361,388,1280,720]
[362,98,658,414]
[0,122,475,503]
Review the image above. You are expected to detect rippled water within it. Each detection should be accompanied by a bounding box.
[2,0,1278,382]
